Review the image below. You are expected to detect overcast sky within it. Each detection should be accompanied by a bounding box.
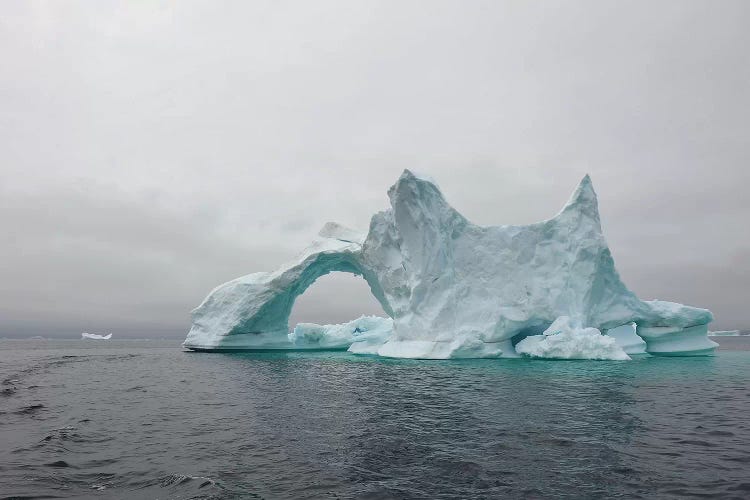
[1,1,748,338]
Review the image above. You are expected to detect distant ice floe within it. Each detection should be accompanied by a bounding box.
[708,330,742,337]
[81,332,112,340]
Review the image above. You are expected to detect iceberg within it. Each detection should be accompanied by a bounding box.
[184,170,716,359]
[82,332,112,340]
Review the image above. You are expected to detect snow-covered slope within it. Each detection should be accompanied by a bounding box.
[183,170,716,358]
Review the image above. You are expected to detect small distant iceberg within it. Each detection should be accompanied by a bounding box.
[81,332,112,340]
[708,330,742,337]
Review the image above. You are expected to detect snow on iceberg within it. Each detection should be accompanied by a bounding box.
[184,170,716,359]
[516,316,630,360]
[82,332,112,340]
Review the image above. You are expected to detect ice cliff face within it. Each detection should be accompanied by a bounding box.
[183,170,716,358]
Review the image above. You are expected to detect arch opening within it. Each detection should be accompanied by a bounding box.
[510,322,553,347]
[289,271,389,330]
[604,322,647,355]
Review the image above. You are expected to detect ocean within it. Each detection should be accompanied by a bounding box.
[1,338,749,499]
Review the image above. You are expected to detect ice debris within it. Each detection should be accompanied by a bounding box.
[516,316,630,360]
[289,315,392,351]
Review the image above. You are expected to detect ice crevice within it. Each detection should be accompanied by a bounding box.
[183,170,716,359]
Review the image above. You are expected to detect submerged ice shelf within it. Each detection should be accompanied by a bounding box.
[184,170,717,359]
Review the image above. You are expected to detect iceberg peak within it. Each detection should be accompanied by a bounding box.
[565,174,597,209]
[388,169,467,227]
[553,173,601,225]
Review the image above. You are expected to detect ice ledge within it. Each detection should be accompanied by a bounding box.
[636,324,719,356]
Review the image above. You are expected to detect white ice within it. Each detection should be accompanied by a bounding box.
[82,332,112,340]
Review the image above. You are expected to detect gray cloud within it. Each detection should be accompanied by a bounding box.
[1,1,748,337]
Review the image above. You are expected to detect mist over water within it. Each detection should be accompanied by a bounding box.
[1,339,749,499]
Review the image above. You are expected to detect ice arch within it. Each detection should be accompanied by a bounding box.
[184,223,393,350]
[184,170,716,357]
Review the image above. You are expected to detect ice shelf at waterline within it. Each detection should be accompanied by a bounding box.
[183,170,717,359]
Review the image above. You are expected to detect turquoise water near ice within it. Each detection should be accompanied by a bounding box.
[1,338,749,499]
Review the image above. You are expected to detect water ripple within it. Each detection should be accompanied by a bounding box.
[0,339,749,498]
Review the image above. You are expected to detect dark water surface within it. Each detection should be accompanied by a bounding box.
[1,338,749,499]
